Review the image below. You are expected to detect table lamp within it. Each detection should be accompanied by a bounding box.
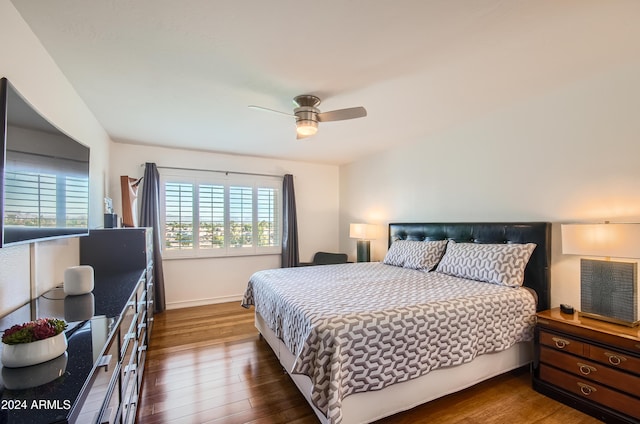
[350,223,377,262]
[561,223,640,326]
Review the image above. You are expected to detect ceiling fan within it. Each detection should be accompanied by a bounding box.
[249,95,367,139]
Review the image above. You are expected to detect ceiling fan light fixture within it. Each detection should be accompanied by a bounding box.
[296,119,318,137]
[250,94,366,139]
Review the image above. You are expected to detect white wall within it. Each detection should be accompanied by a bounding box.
[0,0,113,316]
[109,142,339,309]
[339,60,640,310]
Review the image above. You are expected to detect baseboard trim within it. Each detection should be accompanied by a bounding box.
[166,295,243,310]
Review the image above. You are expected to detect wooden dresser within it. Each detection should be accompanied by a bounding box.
[533,308,640,423]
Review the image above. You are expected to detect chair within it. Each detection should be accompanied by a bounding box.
[299,251,348,266]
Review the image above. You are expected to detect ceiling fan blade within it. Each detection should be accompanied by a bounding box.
[317,106,367,122]
[248,105,296,118]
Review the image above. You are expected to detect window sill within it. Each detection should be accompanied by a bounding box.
[162,252,281,261]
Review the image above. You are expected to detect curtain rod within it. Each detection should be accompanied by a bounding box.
[140,164,283,179]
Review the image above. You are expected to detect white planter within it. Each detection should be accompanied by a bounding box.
[1,332,68,368]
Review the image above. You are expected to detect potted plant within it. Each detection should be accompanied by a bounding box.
[1,318,67,368]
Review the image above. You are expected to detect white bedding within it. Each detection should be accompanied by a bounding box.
[242,262,537,424]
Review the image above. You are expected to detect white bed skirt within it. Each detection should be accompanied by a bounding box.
[255,312,532,424]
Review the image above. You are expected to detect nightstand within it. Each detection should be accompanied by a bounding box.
[533,308,640,423]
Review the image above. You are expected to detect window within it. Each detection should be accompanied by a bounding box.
[160,170,282,258]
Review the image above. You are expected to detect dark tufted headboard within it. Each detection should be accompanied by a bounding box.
[388,222,551,311]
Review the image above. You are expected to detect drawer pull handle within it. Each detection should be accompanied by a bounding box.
[578,362,598,375]
[578,382,597,396]
[97,354,112,372]
[552,337,570,349]
[604,352,627,366]
[577,363,597,375]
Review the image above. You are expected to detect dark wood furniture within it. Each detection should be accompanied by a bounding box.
[533,308,640,423]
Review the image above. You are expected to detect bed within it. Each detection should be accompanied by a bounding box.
[242,222,551,424]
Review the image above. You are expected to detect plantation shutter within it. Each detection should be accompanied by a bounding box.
[199,184,225,249]
[164,182,194,250]
[257,187,279,247]
[160,170,281,258]
[228,186,253,247]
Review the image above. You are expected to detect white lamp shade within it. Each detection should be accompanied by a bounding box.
[349,223,378,240]
[561,223,640,259]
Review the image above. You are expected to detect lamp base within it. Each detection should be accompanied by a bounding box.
[580,259,638,327]
[578,311,640,327]
[356,240,370,263]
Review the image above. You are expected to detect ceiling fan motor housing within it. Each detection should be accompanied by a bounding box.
[293,95,321,108]
[294,108,319,123]
[294,95,321,124]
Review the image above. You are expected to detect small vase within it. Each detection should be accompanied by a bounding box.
[1,332,68,368]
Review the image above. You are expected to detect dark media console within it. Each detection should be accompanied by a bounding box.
[0,228,153,424]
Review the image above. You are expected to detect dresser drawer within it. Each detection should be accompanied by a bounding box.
[119,300,137,357]
[539,330,585,356]
[587,344,640,375]
[540,346,640,398]
[136,280,146,313]
[75,337,120,423]
[539,364,640,420]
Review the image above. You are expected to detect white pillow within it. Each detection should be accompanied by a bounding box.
[435,240,536,287]
[383,240,448,270]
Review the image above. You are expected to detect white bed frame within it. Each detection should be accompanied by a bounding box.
[256,312,532,424]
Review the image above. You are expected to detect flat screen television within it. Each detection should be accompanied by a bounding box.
[0,77,90,247]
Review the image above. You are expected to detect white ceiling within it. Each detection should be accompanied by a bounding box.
[10,0,640,165]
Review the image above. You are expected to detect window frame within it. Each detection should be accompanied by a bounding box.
[159,169,282,259]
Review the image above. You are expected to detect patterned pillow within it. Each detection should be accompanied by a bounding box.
[383,240,449,270]
[435,240,536,287]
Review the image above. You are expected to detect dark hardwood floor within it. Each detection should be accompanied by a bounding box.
[137,302,602,423]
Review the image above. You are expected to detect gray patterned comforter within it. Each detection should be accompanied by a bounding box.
[241,262,536,423]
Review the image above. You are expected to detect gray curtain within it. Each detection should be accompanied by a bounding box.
[281,174,299,267]
[139,162,166,313]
